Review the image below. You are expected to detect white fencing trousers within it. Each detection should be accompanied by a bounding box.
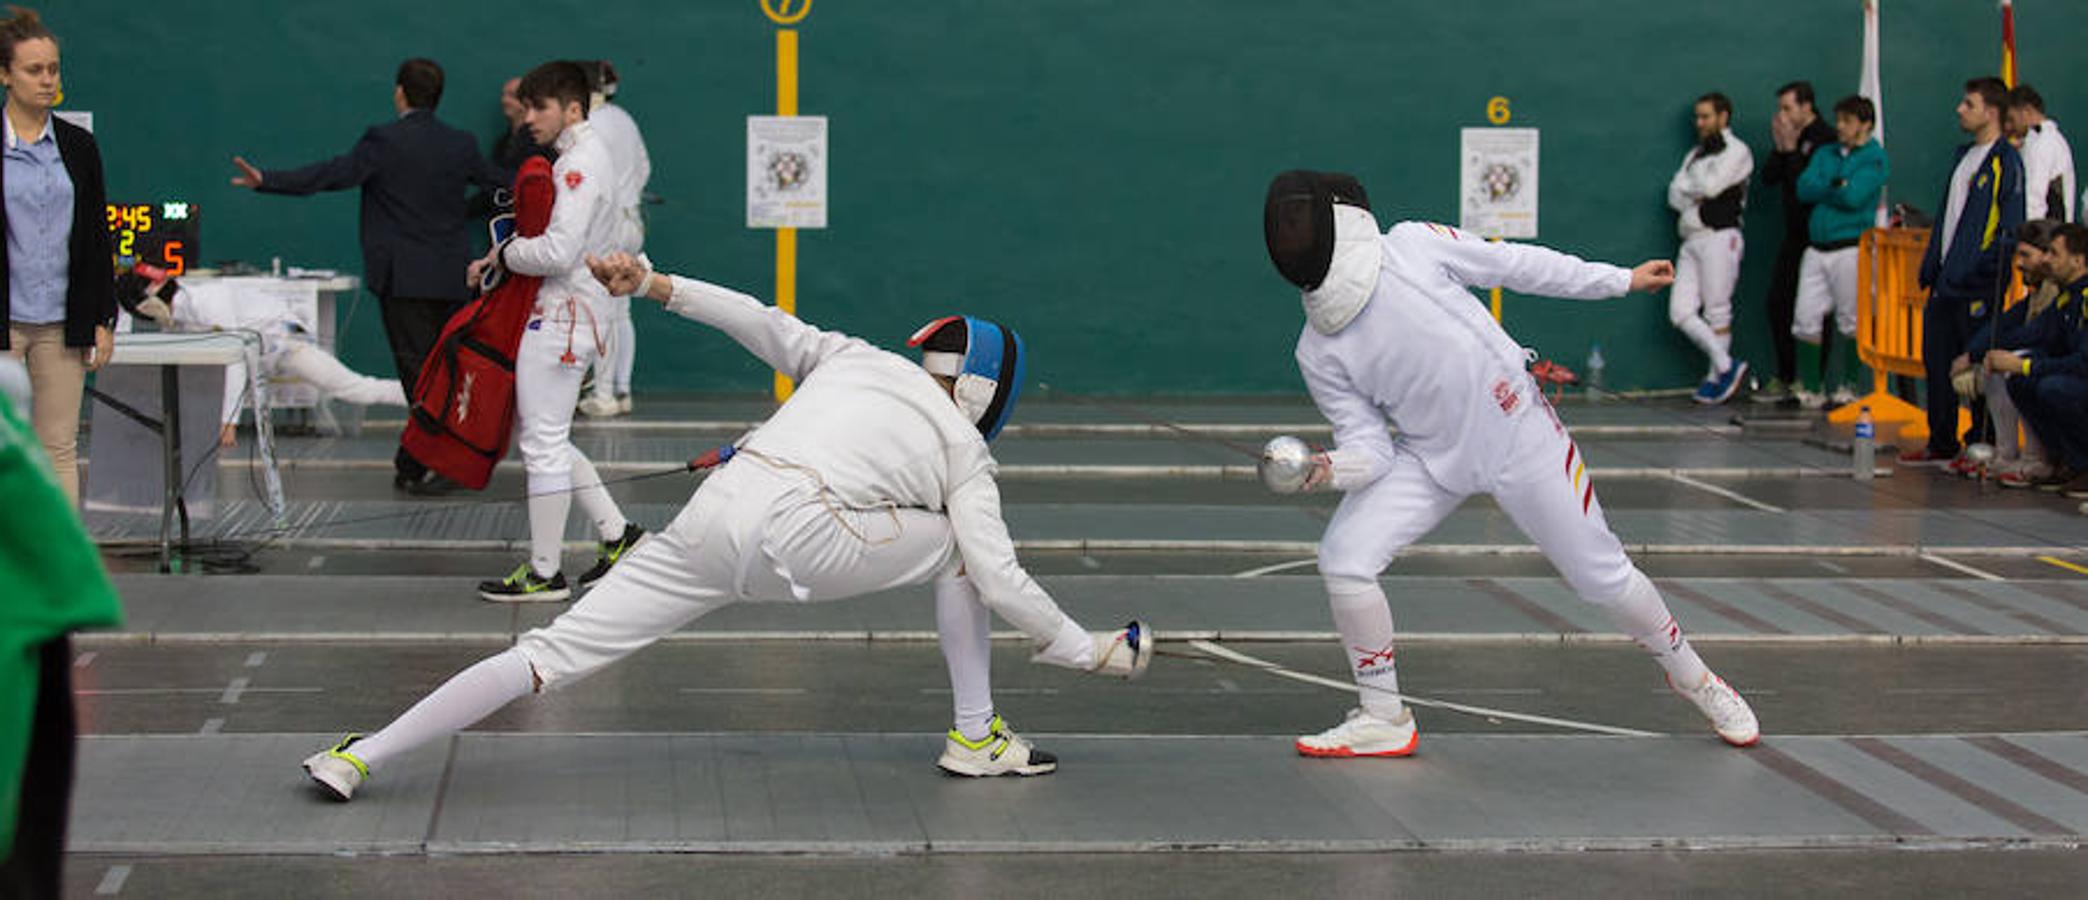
[1793,246,1859,342]
[518,457,1078,690]
[1315,400,1712,686]
[514,305,624,575]
[1671,229,1745,373]
[588,294,636,401]
[276,342,405,408]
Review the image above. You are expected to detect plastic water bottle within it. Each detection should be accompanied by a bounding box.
[1585,344,1606,402]
[1853,405,1875,481]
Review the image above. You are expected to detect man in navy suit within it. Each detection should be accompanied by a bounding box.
[231,58,504,491]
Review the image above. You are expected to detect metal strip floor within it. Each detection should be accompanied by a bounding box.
[69,732,2088,854]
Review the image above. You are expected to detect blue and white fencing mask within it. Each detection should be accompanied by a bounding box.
[907,315,1026,441]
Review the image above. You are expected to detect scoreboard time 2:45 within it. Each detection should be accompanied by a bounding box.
[106,201,198,275]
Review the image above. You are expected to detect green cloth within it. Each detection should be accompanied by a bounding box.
[0,400,120,854]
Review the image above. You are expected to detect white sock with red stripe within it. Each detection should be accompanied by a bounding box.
[1326,579,1404,721]
[1603,570,1711,687]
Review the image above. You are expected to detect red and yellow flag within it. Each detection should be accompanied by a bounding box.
[2000,0,2016,87]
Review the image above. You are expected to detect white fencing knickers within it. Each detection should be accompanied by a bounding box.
[1315,392,1709,693]
[515,453,1085,689]
[1671,228,1745,375]
[1792,245,1859,341]
[515,299,627,577]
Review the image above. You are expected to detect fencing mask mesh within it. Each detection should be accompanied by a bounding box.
[1264,170,1372,290]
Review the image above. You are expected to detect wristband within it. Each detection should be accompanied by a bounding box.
[2022,358,2032,376]
[638,270,660,300]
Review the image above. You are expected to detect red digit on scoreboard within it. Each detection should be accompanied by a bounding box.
[162,241,186,276]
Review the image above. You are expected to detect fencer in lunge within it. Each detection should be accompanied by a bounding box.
[1260,170,1760,758]
[300,252,1152,799]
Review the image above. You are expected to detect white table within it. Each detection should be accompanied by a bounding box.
[95,332,285,571]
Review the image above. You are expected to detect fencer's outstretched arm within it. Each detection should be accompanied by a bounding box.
[1397,223,1670,299]
[587,253,857,381]
[944,476,1087,643]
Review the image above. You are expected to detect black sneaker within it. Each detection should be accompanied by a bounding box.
[577,523,646,589]
[478,564,571,602]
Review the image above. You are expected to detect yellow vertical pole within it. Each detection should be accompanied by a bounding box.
[1489,239,1503,321]
[772,28,800,401]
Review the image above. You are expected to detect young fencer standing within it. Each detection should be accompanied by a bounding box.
[466,61,643,601]
[1260,170,1759,758]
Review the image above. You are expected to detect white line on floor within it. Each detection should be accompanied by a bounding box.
[73,651,98,669]
[94,864,131,895]
[1815,560,1849,574]
[1883,687,1994,695]
[674,688,808,695]
[1919,554,2006,582]
[199,718,224,734]
[1187,640,1660,737]
[918,688,1061,696]
[219,677,251,705]
[1669,473,1787,513]
[1214,678,1241,693]
[1230,558,1318,578]
[307,556,326,570]
[245,651,268,668]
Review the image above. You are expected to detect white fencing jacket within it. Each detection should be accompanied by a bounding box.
[502,120,620,317]
[1296,221,1631,496]
[2021,119,2077,222]
[1666,128,1755,240]
[589,103,651,255]
[660,275,1062,628]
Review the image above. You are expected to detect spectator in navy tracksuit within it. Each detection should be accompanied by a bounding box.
[229,58,504,492]
[1908,77,2025,466]
[1991,224,2088,495]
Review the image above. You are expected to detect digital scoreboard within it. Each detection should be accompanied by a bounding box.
[106,201,199,276]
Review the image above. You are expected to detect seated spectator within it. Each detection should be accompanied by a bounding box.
[1956,219,2061,485]
[1988,223,2088,496]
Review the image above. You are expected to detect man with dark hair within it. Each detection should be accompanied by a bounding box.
[1790,95,1888,409]
[1756,80,1840,404]
[1666,91,1754,404]
[1901,77,2025,467]
[461,59,642,601]
[228,58,505,492]
[1961,219,2064,486]
[2008,84,2076,222]
[1988,223,2088,495]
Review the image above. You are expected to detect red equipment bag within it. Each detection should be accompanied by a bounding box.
[400,156,555,490]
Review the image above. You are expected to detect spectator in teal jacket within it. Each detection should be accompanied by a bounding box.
[1788,95,1889,407]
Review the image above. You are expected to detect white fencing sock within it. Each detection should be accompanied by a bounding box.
[1326,579,1404,721]
[935,576,996,741]
[1714,330,1735,373]
[1601,571,1712,688]
[352,648,533,772]
[527,488,571,578]
[567,453,628,541]
[612,317,636,395]
[1675,317,1730,375]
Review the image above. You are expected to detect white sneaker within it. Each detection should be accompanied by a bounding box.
[1671,672,1760,747]
[936,715,1058,777]
[1828,386,1859,407]
[1295,707,1418,758]
[1793,389,1827,410]
[1082,620,1153,679]
[616,394,633,415]
[577,394,621,418]
[301,734,370,801]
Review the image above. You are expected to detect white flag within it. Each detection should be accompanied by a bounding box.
[1861,0,1889,224]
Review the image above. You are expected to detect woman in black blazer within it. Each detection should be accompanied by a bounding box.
[0,5,114,505]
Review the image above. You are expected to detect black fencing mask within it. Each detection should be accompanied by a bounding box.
[1263,170,1372,290]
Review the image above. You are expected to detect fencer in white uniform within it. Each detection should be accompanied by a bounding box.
[120,273,404,447]
[1261,170,1759,757]
[469,61,642,602]
[1666,93,1755,403]
[577,63,649,418]
[299,253,1153,799]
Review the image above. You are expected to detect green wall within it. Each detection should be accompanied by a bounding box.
[57,1,2088,393]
